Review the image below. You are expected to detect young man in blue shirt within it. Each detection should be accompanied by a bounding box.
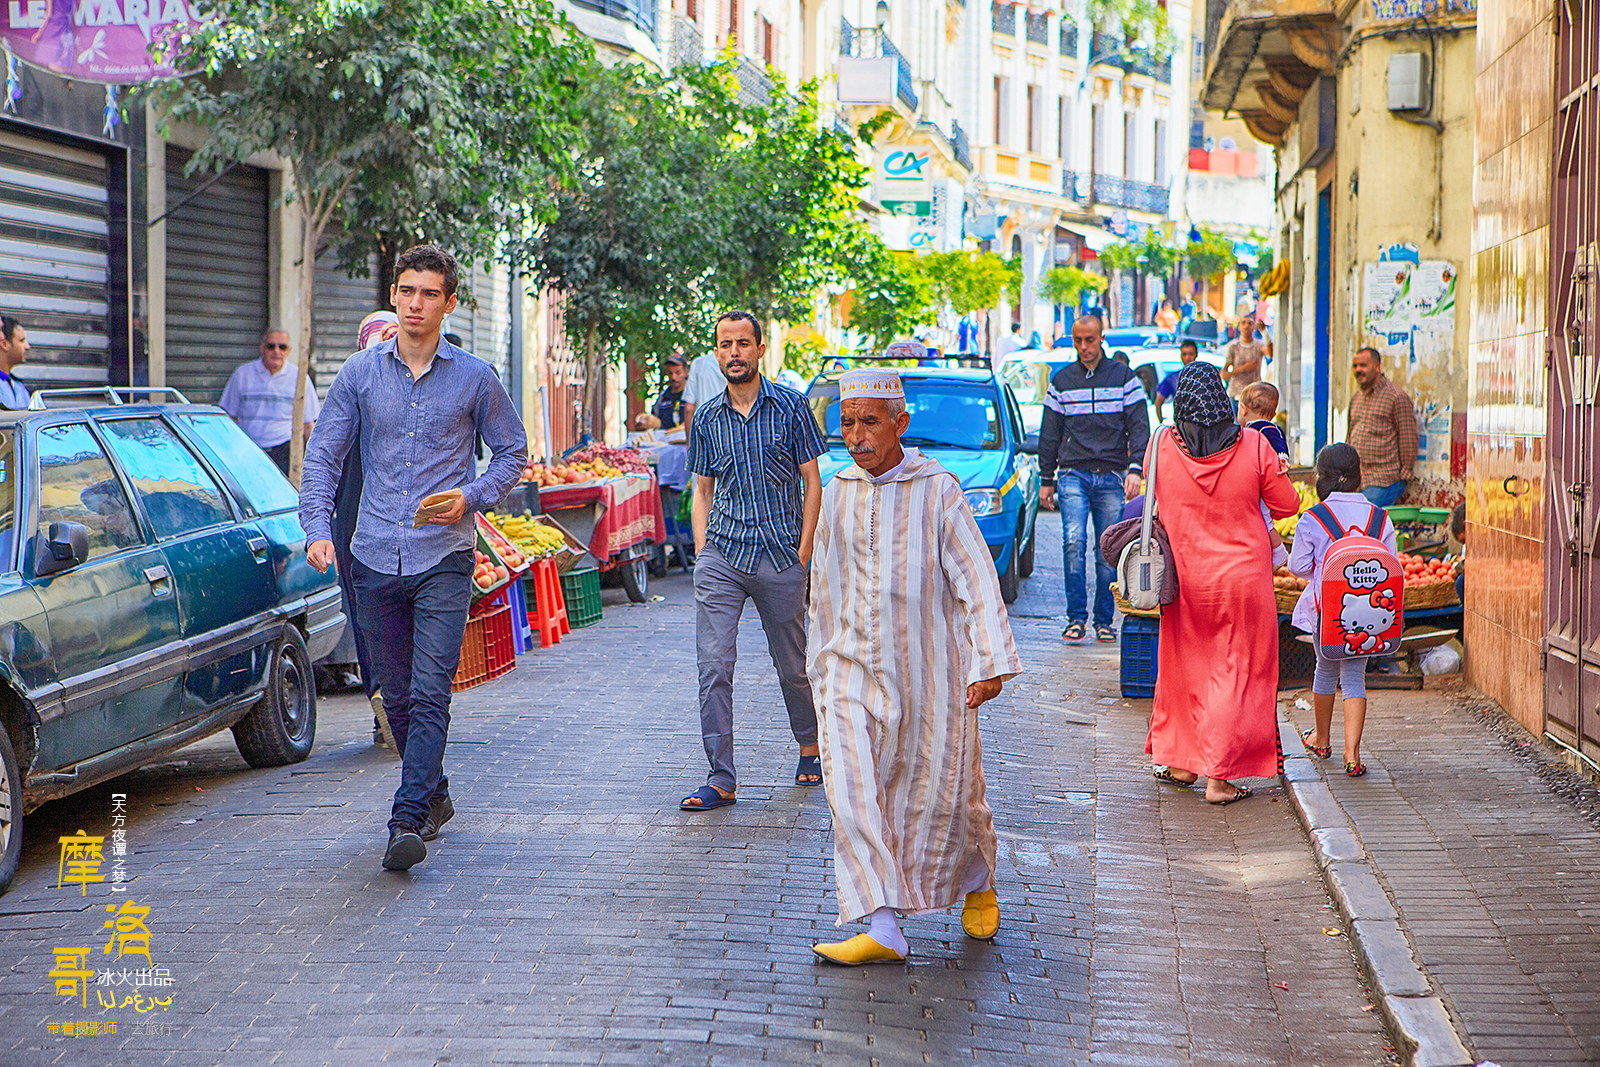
[0,316,31,410]
[1153,338,1200,423]
[300,245,527,872]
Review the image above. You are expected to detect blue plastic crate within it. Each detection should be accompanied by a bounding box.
[1120,615,1160,698]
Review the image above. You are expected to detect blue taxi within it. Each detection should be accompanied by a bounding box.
[806,367,1041,602]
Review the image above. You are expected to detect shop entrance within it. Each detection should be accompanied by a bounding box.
[1545,0,1600,759]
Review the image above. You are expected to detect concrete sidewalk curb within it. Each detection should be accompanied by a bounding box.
[1277,721,1478,1067]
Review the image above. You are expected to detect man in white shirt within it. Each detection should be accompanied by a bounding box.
[219,329,321,474]
[995,322,1025,358]
[680,351,726,435]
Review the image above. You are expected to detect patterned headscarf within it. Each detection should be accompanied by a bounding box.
[358,311,399,350]
[1172,361,1240,458]
[1172,361,1234,426]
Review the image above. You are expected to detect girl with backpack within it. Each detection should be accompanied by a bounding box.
[1287,443,1401,777]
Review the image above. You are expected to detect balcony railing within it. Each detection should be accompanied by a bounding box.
[1091,31,1122,62]
[881,35,919,110]
[570,0,657,41]
[1125,50,1173,81]
[1060,22,1079,57]
[840,21,918,111]
[1063,170,1085,200]
[992,2,1017,35]
[952,120,973,172]
[1086,31,1173,82]
[734,55,772,108]
[1091,174,1171,214]
[671,15,702,69]
[1026,10,1049,44]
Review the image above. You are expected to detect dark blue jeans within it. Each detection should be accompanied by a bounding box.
[1059,469,1125,630]
[1362,481,1406,508]
[352,550,472,834]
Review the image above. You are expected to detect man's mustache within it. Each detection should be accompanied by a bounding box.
[848,444,876,455]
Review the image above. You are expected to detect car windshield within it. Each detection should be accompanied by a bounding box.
[999,360,1071,435]
[811,379,1002,451]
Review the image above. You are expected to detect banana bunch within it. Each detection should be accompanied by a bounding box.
[496,512,569,558]
[1274,481,1321,540]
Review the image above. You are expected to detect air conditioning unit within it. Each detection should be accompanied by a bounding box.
[837,57,899,105]
[1387,52,1430,112]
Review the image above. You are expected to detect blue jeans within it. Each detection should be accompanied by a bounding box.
[1060,470,1125,630]
[352,550,473,833]
[1362,481,1405,508]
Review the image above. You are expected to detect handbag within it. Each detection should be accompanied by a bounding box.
[1115,427,1167,612]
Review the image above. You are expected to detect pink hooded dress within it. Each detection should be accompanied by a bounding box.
[1144,429,1301,780]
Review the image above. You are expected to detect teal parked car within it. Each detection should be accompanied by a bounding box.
[0,389,345,895]
[806,367,1042,603]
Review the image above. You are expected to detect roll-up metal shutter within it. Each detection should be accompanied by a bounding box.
[164,147,270,405]
[311,247,382,399]
[443,261,512,388]
[0,129,110,385]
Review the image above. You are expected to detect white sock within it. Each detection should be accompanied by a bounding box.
[866,906,907,955]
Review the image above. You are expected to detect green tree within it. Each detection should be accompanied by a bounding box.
[1040,265,1108,310]
[523,62,870,436]
[1184,227,1240,308]
[841,236,935,349]
[152,0,589,481]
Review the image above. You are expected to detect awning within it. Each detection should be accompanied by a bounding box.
[1074,227,1119,252]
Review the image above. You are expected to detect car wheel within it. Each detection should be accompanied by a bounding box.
[0,724,21,896]
[1017,517,1036,578]
[619,550,650,603]
[998,536,1020,604]
[233,626,317,769]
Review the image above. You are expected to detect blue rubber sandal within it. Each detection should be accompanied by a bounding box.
[796,754,823,785]
[680,785,736,811]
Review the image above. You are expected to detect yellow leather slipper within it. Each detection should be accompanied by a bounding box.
[812,934,906,966]
[961,889,1000,940]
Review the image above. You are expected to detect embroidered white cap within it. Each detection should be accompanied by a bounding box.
[837,369,904,400]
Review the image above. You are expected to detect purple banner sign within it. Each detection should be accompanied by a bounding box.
[2,0,194,84]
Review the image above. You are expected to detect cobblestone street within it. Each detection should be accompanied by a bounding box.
[0,520,1391,1065]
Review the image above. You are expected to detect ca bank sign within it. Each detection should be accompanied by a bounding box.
[878,148,931,183]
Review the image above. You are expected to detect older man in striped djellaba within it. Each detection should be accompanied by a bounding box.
[808,368,1023,965]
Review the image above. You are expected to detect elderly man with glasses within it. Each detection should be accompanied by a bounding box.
[220,328,321,474]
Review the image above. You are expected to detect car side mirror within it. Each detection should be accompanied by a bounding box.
[1019,434,1040,455]
[36,521,90,577]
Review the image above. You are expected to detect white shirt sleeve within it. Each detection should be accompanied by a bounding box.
[218,365,247,417]
[302,381,322,422]
[684,355,724,407]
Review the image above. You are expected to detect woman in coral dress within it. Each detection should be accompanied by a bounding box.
[1145,363,1301,804]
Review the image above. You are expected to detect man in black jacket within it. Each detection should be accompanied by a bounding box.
[1038,315,1151,643]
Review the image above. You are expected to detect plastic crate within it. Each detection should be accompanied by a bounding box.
[453,611,491,691]
[1279,619,1316,688]
[1120,615,1160,698]
[560,566,603,628]
[482,603,517,680]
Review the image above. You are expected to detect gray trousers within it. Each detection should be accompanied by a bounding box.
[694,544,818,792]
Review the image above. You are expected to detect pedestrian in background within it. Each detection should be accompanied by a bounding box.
[1153,338,1201,422]
[680,311,825,812]
[1348,347,1418,508]
[300,245,527,872]
[680,350,725,435]
[1037,314,1149,644]
[1289,443,1397,778]
[807,369,1021,965]
[340,310,400,751]
[1221,315,1270,404]
[1145,363,1300,805]
[0,316,30,410]
[220,328,322,474]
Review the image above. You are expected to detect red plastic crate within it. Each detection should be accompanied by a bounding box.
[482,603,516,680]
[453,611,490,691]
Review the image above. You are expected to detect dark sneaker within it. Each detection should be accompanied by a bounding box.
[382,828,426,871]
[419,795,455,842]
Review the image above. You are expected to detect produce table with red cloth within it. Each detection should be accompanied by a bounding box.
[537,473,665,561]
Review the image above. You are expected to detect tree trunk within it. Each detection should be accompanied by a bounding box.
[580,320,600,443]
[288,212,318,489]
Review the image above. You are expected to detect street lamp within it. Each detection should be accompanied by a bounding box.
[1079,39,1148,211]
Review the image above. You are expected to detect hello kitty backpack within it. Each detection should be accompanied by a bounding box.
[1306,503,1404,660]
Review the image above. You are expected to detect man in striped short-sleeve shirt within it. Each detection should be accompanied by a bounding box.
[679,311,827,813]
[1037,315,1151,644]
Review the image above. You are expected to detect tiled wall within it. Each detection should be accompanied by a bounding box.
[1465,0,1552,734]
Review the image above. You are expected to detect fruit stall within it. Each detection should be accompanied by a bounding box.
[519,444,666,603]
